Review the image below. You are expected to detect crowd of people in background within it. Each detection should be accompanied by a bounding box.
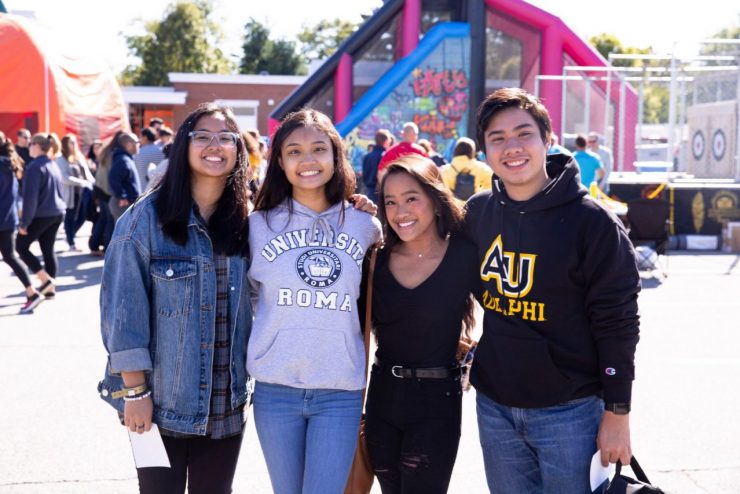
[1,115,614,317]
[0,115,253,315]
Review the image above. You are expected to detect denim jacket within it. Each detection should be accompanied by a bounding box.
[98,191,252,435]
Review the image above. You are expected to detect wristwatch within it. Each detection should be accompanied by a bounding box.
[605,402,631,415]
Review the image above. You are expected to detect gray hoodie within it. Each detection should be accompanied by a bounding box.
[248,199,382,390]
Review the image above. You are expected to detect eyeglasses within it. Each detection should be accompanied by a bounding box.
[188,131,239,148]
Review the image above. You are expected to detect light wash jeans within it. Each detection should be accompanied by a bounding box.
[254,381,362,494]
[476,392,604,494]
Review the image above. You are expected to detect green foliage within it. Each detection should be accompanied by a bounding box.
[700,25,740,58]
[589,33,652,67]
[121,0,233,86]
[269,40,307,75]
[588,33,669,123]
[239,18,306,75]
[642,85,669,124]
[297,18,358,62]
[589,33,622,61]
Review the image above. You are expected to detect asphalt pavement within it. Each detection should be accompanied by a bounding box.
[1,225,738,493]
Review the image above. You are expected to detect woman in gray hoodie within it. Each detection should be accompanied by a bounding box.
[248,109,382,494]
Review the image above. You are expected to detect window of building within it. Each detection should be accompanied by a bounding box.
[485,9,541,94]
[214,99,259,132]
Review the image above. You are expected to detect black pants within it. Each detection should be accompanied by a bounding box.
[0,229,32,288]
[88,191,113,251]
[137,431,244,494]
[15,215,63,277]
[365,365,462,494]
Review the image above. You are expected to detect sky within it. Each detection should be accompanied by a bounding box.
[6,0,739,74]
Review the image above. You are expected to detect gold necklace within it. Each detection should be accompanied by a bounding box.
[409,237,448,258]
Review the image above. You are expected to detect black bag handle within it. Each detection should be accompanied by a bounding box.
[614,456,651,484]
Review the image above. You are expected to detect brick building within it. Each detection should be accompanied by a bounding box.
[122,73,307,137]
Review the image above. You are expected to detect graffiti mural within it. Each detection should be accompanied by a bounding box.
[346,36,471,171]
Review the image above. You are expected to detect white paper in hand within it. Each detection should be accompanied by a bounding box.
[127,424,171,468]
[589,450,616,491]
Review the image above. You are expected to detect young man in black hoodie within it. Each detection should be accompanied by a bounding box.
[464,88,640,493]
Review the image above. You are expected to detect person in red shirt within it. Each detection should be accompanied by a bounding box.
[377,122,427,174]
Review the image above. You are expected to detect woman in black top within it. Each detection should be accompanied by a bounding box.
[364,155,478,493]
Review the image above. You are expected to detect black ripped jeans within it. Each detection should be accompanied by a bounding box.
[365,365,462,494]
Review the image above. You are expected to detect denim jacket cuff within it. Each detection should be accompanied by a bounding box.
[109,348,153,374]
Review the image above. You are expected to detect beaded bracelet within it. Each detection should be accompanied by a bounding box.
[123,390,152,402]
[111,384,148,399]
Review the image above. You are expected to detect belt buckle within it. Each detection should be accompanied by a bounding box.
[391,365,404,378]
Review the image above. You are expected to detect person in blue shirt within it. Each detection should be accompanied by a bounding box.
[362,129,391,203]
[107,133,141,221]
[547,133,572,156]
[573,134,604,187]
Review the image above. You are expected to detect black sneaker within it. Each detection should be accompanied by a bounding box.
[38,279,55,295]
[20,294,43,314]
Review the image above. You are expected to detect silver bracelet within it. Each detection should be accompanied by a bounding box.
[123,390,152,402]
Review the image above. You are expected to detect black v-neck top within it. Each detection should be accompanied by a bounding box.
[371,235,480,367]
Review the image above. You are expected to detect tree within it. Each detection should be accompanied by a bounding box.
[297,18,358,62]
[240,18,271,74]
[269,40,306,75]
[589,33,669,124]
[589,33,622,63]
[589,33,652,67]
[239,18,306,75]
[120,1,232,86]
[700,25,740,60]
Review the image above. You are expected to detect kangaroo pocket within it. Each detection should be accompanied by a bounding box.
[252,328,359,388]
[476,331,571,407]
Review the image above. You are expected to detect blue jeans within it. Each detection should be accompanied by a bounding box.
[476,392,603,494]
[254,381,362,494]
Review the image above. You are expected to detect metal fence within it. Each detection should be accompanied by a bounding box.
[535,44,740,179]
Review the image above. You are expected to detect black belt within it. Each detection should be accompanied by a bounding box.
[374,357,461,379]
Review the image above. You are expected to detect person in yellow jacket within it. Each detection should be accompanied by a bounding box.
[441,137,493,201]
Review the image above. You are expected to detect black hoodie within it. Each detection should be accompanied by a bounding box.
[464,154,640,408]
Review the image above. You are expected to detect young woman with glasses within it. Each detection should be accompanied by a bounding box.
[99,103,253,494]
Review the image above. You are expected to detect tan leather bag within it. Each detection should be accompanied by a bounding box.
[344,246,378,494]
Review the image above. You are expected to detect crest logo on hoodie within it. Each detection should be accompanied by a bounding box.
[297,248,342,288]
[480,234,536,297]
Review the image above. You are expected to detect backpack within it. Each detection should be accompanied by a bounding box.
[451,164,475,200]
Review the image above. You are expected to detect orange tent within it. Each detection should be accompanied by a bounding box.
[0,13,129,148]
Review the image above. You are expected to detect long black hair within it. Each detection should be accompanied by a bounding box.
[253,109,355,219]
[0,131,24,179]
[154,103,250,257]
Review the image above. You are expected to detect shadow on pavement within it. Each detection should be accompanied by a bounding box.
[639,275,664,289]
[0,248,104,310]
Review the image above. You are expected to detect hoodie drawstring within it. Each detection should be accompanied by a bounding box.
[309,216,335,247]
